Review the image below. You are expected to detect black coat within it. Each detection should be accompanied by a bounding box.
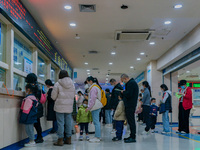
[123,78,139,110]
[110,83,123,110]
[35,88,44,118]
[47,88,56,121]
[104,93,112,110]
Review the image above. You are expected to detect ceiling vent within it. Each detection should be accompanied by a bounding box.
[79,4,96,12]
[88,50,98,54]
[186,75,199,78]
[109,73,123,76]
[114,30,154,41]
[92,68,99,70]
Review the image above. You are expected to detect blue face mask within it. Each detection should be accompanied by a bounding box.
[123,82,126,85]
[181,86,185,89]
[152,103,156,105]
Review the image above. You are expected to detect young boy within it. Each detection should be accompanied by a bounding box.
[112,94,126,141]
[76,99,92,141]
[150,98,159,133]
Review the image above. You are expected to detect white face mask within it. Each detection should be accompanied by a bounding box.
[84,84,89,89]
[83,104,88,107]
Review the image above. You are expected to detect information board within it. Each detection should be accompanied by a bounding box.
[0,0,72,72]
[24,57,32,74]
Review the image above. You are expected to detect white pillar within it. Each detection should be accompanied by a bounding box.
[6,25,14,89]
[46,61,51,79]
[32,48,38,75]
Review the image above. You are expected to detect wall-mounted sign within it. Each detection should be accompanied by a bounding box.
[24,57,32,74]
[0,0,72,72]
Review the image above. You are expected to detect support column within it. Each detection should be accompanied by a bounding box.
[32,48,38,75]
[46,61,51,79]
[6,25,14,89]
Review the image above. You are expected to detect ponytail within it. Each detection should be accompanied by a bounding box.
[142,81,152,97]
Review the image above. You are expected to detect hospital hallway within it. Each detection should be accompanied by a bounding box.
[19,118,200,150]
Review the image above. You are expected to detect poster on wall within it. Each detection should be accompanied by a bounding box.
[147,65,152,86]
[24,57,33,74]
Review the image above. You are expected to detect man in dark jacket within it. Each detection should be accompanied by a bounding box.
[110,79,123,132]
[104,89,112,125]
[121,74,139,143]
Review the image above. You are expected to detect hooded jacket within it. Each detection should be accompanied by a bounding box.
[76,105,92,123]
[51,77,75,113]
[110,83,123,110]
[114,100,126,121]
[179,87,192,110]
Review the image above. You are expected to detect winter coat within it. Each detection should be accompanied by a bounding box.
[19,95,38,124]
[110,83,123,110]
[142,88,151,106]
[123,78,139,109]
[51,77,75,113]
[76,105,92,123]
[47,88,56,121]
[161,90,172,112]
[35,88,44,118]
[77,95,84,108]
[114,100,126,121]
[179,87,193,110]
[104,93,112,110]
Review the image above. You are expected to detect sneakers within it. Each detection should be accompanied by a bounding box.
[176,130,180,133]
[35,137,44,143]
[180,131,187,134]
[86,136,90,141]
[112,137,122,141]
[124,138,136,143]
[79,135,83,141]
[124,137,131,141]
[111,129,117,134]
[141,131,150,135]
[24,141,36,147]
[151,130,155,133]
[89,137,101,143]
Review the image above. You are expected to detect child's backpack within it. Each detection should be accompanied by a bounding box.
[91,84,107,106]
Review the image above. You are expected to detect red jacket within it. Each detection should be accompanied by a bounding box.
[179,87,192,110]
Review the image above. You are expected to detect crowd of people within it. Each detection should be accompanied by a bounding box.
[19,71,193,147]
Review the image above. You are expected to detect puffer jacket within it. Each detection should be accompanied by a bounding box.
[76,105,92,123]
[114,100,126,121]
[51,77,75,113]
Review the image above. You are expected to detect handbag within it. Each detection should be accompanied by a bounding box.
[40,90,46,104]
[159,103,166,114]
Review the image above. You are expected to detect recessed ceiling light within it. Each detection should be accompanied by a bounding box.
[130,66,134,69]
[164,21,172,25]
[106,74,109,77]
[87,70,90,72]
[149,42,155,45]
[64,5,72,10]
[87,72,90,75]
[70,23,76,27]
[109,62,113,65]
[85,62,88,65]
[174,4,183,9]
[186,71,190,73]
[106,78,108,81]
[140,52,145,55]
[137,58,141,61]
[111,52,116,55]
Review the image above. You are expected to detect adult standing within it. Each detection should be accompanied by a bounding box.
[25,73,44,143]
[104,89,112,126]
[52,70,75,146]
[121,74,139,143]
[140,81,152,135]
[109,78,123,133]
[177,80,192,134]
[85,76,103,143]
[77,91,84,109]
[45,79,57,134]
[160,84,172,134]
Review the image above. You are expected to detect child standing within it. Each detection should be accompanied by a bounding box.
[76,99,92,141]
[150,98,159,133]
[19,83,38,147]
[112,95,126,141]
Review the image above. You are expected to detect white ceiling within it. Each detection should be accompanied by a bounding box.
[21,0,200,84]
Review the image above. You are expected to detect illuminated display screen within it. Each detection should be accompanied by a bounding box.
[0,0,72,73]
[193,83,200,88]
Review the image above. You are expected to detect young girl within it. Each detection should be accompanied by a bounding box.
[112,94,126,141]
[77,99,92,141]
[19,83,38,147]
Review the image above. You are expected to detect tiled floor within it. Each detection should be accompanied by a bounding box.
[20,119,200,150]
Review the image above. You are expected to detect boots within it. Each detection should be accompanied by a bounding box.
[64,137,71,144]
[54,138,64,146]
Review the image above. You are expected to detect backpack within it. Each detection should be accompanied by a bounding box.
[91,85,107,106]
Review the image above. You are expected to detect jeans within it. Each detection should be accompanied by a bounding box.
[34,118,42,138]
[105,110,112,124]
[56,112,72,138]
[116,121,124,139]
[91,109,101,138]
[125,108,136,139]
[80,123,89,135]
[112,110,116,130]
[162,110,170,132]
[25,124,35,141]
[53,120,58,131]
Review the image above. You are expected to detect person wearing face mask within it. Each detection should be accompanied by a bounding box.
[109,78,123,133]
[120,74,139,143]
[160,84,172,134]
[177,80,192,134]
[77,91,84,109]
[76,99,92,141]
[149,98,159,133]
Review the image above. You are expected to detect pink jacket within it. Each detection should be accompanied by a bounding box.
[52,77,75,113]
